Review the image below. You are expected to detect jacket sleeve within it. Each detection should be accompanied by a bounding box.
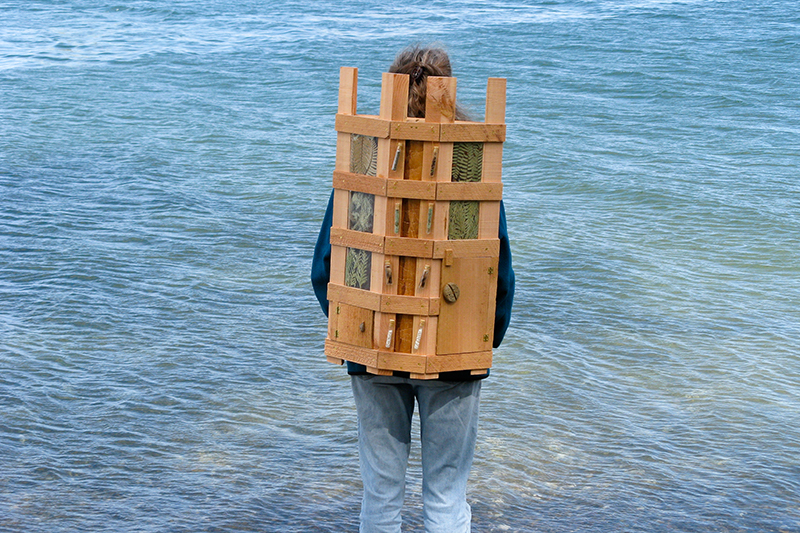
[493,201,515,347]
[311,192,333,317]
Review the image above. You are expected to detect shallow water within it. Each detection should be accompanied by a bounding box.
[2,1,799,531]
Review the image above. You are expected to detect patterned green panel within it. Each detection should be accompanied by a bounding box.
[345,248,371,290]
[350,134,378,176]
[451,142,483,183]
[448,201,480,240]
[348,192,374,233]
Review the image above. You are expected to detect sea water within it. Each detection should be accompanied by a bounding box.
[1,1,799,531]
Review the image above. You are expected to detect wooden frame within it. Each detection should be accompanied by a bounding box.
[325,66,506,379]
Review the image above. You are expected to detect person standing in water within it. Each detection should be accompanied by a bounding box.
[312,45,515,533]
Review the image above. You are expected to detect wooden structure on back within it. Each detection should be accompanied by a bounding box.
[325,66,507,379]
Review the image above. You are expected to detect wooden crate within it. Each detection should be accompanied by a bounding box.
[325,66,506,379]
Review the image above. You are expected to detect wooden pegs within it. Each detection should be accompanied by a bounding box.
[426,202,434,234]
[385,319,395,349]
[430,146,439,176]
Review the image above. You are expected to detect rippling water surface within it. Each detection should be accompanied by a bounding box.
[2,1,799,531]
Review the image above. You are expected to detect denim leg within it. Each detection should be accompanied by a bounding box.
[351,375,416,533]
[416,380,481,533]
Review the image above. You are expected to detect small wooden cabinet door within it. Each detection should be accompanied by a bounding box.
[329,302,374,349]
[436,256,498,355]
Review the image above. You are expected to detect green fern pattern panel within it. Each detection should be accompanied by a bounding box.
[451,142,483,183]
[448,201,480,240]
[449,142,482,239]
[348,192,374,233]
[345,248,371,290]
[350,134,378,176]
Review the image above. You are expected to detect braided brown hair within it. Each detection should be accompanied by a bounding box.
[389,45,467,120]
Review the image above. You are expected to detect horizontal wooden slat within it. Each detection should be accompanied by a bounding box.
[386,179,437,200]
[327,283,381,311]
[325,339,378,367]
[333,170,387,195]
[335,114,391,138]
[426,350,493,373]
[384,236,434,258]
[437,182,503,201]
[432,239,500,258]
[380,294,434,316]
[330,227,385,253]
[335,115,506,143]
[440,122,505,142]
[376,351,428,373]
[390,121,440,141]
[327,342,493,375]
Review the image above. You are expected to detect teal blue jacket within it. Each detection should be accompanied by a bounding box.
[312,192,514,380]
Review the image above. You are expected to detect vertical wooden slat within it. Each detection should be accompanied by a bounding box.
[426,77,457,124]
[331,69,360,291]
[377,72,411,354]
[380,72,410,121]
[482,78,506,184]
[338,67,358,115]
[485,77,506,124]
[428,77,458,249]
[479,201,501,239]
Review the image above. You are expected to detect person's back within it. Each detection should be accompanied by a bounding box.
[311,44,515,533]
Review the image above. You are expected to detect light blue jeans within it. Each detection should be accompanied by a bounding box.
[350,374,481,533]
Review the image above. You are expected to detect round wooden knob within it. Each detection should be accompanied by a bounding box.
[443,282,460,303]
